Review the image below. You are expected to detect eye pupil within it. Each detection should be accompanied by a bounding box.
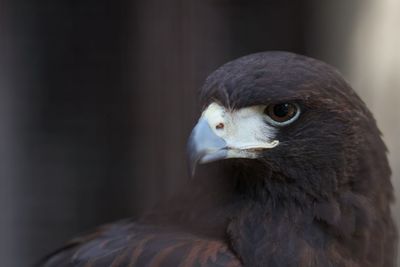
[273,103,290,117]
[264,103,299,125]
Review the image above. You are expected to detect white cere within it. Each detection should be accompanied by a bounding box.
[201,102,279,150]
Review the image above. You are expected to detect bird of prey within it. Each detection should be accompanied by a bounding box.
[39,52,398,267]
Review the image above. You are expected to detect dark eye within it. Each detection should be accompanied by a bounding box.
[264,103,300,125]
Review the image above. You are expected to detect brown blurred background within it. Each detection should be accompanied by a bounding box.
[0,0,399,266]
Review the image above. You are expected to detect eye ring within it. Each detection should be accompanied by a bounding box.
[264,103,300,126]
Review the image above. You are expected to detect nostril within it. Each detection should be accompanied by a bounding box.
[215,123,224,130]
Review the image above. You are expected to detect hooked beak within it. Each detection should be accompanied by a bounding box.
[187,118,228,176]
[187,103,280,176]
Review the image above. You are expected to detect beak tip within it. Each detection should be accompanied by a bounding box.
[188,156,198,178]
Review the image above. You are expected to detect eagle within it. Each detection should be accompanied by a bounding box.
[38,52,398,267]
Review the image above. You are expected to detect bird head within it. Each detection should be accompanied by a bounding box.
[188,51,390,199]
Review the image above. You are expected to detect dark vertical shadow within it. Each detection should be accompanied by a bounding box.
[5,1,135,265]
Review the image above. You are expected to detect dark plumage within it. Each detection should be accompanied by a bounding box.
[39,51,397,267]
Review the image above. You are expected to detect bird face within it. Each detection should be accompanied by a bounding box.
[188,101,301,176]
[187,52,377,190]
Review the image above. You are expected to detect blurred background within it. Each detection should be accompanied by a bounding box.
[0,0,399,266]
